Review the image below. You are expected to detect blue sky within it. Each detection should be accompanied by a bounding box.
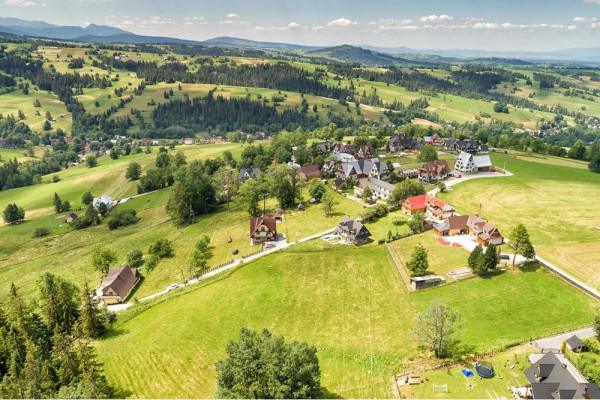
[3,0,600,50]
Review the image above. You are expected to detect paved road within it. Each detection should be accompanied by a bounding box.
[107,227,336,312]
[427,170,513,196]
[534,327,595,352]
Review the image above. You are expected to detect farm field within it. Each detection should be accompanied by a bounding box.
[440,151,600,289]
[95,244,595,399]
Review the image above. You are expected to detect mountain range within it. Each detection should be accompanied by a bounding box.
[1,17,600,64]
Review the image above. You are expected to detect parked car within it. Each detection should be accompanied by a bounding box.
[232,249,239,255]
[263,242,276,249]
[166,283,180,292]
[500,254,510,260]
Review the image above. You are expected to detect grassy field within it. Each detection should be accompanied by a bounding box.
[95,243,595,399]
[440,151,600,290]
[97,246,411,399]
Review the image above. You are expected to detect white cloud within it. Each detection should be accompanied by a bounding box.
[419,14,453,23]
[573,16,598,22]
[226,13,239,18]
[79,0,116,2]
[184,16,205,21]
[221,20,235,25]
[288,22,301,29]
[583,0,600,4]
[4,0,45,6]
[327,17,357,27]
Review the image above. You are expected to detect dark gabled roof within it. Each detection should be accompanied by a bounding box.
[249,214,277,236]
[101,266,140,300]
[524,352,600,399]
[299,164,320,177]
[67,212,78,220]
[335,215,371,242]
[566,335,584,349]
[239,166,261,182]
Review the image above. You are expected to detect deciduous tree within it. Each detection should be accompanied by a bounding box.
[411,300,464,358]
[407,245,429,276]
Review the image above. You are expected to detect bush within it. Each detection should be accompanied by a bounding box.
[32,227,50,238]
[107,209,139,230]
[149,238,173,258]
[361,203,388,222]
[145,255,159,273]
[126,249,144,268]
[72,218,93,230]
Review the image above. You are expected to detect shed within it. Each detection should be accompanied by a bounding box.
[410,275,446,290]
[565,335,585,353]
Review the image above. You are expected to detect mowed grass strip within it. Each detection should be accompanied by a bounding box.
[97,246,411,399]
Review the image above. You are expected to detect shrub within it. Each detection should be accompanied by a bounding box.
[126,249,144,268]
[32,227,50,238]
[149,238,173,258]
[361,203,388,222]
[107,209,139,230]
[145,255,159,273]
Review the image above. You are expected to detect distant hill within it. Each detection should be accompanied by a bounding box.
[307,44,435,66]
[72,33,203,45]
[201,36,321,51]
[0,17,130,40]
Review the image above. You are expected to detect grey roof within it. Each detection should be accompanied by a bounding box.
[334,216,372,242]
[524,352,600,399]
[341,158,389,178]
[566,335,584,349]
[472,154,492,168]
[371,177,394,192]
[239,166,261,183]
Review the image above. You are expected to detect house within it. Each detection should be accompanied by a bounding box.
[65,212,78,223]
[249,214,277,245]
[418,160,451,182]
[334,216,372,245]
[340,158,389,180]
[430,134,444,146]
[454,151,493,174]
[93,194,113,212]
[322,160,337,177]
[353,177,393,201]
[433,214,503,246]
[402,195,427,215]
[239,166,261,183]
[99,266,141,304]
[425,196,455,220]
[445,139,479,153]
[410,275,446,290]
[479,144,489,153]
[400,137,424,153]
[523,352,600,399]
[396,170,419,180]
[356,144,375,159]
[313,142,329,154]
[297,203,305,212]
[388,134,403,153]
[332,176,345,190]
[566,335,586,353]
[332,152,356,163]
[332,143,355,155]
[299,165,321,180]
[371,178,395,200]
[180,137,194,145]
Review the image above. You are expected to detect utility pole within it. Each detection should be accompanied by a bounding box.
[479,203,482,218]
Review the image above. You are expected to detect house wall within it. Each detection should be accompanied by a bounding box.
[401,204,426,214]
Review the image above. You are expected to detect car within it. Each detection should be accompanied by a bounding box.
[166,283,180,292]
[499,254,510,260]
[232,249,239,255]
[263,242,276,249]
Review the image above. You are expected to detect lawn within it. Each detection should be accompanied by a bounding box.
[439,151,600,290]
[388,231,469,282]
[94,243,596,399]
[97,246,411,399]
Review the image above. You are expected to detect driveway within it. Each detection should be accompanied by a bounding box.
[427,170,513,196]
[534,327,595,352]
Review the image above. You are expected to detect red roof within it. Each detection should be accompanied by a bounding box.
[249,214,277,236]
[426,194,447,209]
[403,195,427,210]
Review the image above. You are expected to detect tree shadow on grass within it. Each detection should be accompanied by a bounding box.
[520,261,540,272]
[111,385,133,399]
[319,386,344,399]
